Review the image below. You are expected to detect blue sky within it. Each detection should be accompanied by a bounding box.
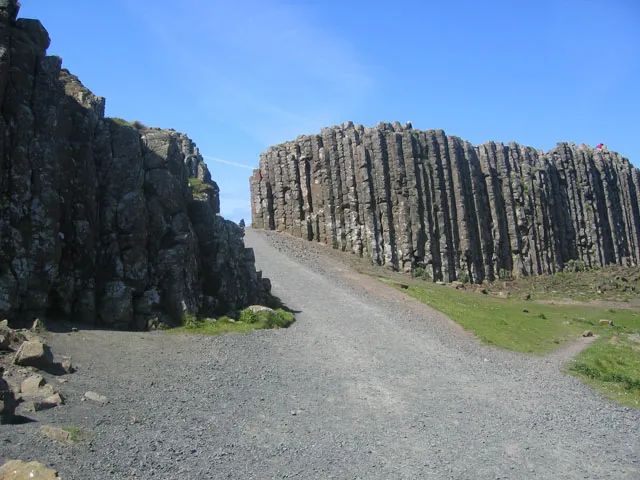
[21,0,640,222]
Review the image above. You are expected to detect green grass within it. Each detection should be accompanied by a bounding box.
[109,117,147,129]
[569,335,640,408]
[382,276,640,407]
[62,426,89,443]
[321,237,640,408]
[385,278,639,354]
[169,308,295,336]
[297,235,640,407]
[188,177,212,200]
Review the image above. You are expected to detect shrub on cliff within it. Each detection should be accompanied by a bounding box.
[109,117,147,129]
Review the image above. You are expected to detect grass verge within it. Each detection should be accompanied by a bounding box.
[381,276,640,407]
[569,335,640,408]
[169,308,295,336]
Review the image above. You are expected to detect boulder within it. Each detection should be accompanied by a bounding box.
[30,319,45,333]
[40,425,71,443]
[0,323,26,351]
[0,460,61,480]
[13,341,54,370]
[247,305,274,314]
[30,393,64,412]
[83,391,108,405]
[20,374,46,395]
[60,357,75,374]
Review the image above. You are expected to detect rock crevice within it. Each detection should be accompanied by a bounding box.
[251,121,640,282]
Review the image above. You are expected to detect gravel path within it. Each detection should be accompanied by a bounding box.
[1,229,638,479]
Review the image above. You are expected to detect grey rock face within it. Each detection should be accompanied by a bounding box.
[0,1,269,328]
[251,122,640,282]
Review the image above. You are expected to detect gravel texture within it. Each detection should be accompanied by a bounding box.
[1,229,638,479]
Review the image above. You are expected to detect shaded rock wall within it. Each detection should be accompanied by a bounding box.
[0,1,268,328]
[251,121,640,282]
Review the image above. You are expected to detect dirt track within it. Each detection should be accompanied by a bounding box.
[1,229,638,479]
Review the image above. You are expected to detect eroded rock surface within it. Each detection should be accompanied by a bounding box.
[251,121,640,282]
[0,1,269,328]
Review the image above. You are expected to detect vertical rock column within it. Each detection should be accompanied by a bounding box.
[250,123,640,282]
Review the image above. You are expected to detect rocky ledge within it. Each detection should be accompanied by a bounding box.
[251,121,640,282]
[0,0,269,329]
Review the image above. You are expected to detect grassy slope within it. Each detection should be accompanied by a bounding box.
[381,274,640,408]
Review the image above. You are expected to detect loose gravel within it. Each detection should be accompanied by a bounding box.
[1,229,638,479]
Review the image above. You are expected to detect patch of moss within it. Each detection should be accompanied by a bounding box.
[188,177,211,200]
[62,426,90,443]
[170,308,295,337]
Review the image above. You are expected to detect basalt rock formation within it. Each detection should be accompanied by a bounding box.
[0,1,269,328]
[251,121,640,283]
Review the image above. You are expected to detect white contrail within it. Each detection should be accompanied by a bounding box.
[202,155,255,170]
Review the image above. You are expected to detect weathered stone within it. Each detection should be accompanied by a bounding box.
[13,341,54,369]
[40,425,71,443]
[598,319,613,326]
[30,318,44,332]
[60,357,74,373]
[83,390,108,404]
[246,305,274,314]
[0,460,61,480]
[0,1,270,328]
[19,374,45,395]
[252,123,639,283]
[582,330,594,337]
[0,322,26,351]
[31,392,64,411]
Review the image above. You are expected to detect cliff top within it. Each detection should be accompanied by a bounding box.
[260,121,628,166]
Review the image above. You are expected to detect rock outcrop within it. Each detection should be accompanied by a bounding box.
[251,121,640,282]
[0,1,269,328]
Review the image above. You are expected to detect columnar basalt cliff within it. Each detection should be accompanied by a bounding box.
[251,121,640,283]
[0,1,269,328]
